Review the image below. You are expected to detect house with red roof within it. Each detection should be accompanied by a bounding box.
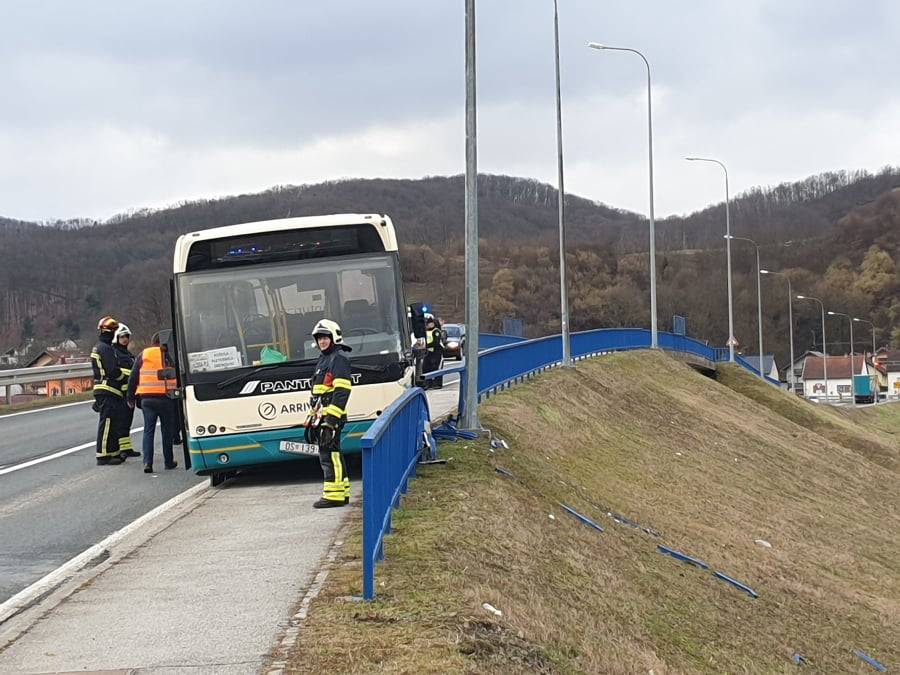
[800,355,872,402]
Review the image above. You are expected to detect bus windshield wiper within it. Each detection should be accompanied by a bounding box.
[216,358,317,390]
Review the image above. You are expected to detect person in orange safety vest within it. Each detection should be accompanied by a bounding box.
[127,332,179,474]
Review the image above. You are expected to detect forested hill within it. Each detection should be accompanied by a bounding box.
[1,169,898,363]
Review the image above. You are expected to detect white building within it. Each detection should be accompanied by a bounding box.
[874,349,900,399]
[801,355,870,401]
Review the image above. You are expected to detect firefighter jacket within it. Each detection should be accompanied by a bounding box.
[91,334,125,399]
[311,344,353,427]
[128,347,177,401]
[426,327,444,355]
[114,343,135,396]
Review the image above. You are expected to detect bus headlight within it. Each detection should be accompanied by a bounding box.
[207,424,217,434]
[218,453,229,464]
[196,426,205,435]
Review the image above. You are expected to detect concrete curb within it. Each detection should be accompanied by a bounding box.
[0,481,211,650]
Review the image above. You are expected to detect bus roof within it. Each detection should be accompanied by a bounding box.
[173,213,397,273]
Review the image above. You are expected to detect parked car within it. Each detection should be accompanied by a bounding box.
[442,323,466,360]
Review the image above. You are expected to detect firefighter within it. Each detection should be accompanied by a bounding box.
[113,323,140,458]
[127,332,179,473]
[91,316,129,465]
[422,313,444,389]
[307,319,353,508]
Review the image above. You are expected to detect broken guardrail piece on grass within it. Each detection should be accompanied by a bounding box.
[489,438,510,450]
[656,545,710,570]
[854,650,887,672]
[713,571,758,598]
[560,504,604,533]
[791,652,809,665]
[495,467,516,479]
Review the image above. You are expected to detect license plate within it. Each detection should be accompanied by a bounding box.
[279,441,319,455]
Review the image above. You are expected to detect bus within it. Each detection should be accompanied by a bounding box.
[169,214,418,485]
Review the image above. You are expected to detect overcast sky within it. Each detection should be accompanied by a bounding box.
[1,0,898,222]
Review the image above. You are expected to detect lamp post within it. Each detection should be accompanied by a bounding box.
[852,317,876,357]
[828,311,856,406]
[588,42,657,349]
[726,235,764,379]
[462,0,479,430]
[686,157,734,362]
[797,295,828,402]
[760,269,795,393]
[554,0,572,367]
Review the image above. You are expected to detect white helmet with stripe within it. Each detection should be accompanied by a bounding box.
[114,323,132,341]
[311,319,352,351]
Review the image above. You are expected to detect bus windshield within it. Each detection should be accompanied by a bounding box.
[177,254,404,375]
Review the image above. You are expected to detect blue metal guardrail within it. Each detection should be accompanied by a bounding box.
[478,332,526,349]
[361,327,772,599]
[360,387,432,600]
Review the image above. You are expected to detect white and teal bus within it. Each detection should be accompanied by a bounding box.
[169,214,418,485]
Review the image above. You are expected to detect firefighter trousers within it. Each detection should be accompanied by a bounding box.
[119,403,135,453]
[95,396,128,459]
[318,431,351,502]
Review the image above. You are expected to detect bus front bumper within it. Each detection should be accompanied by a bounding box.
[187,421,372,474]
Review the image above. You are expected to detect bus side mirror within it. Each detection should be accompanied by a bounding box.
[158,329,177,357]
[408,303,427,339]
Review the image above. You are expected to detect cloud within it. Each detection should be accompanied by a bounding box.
[0,0,898,220]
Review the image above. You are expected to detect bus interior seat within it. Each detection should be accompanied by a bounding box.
[343,299,379,330]
[287,311,326,359]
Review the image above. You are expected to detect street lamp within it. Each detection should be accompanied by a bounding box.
[853,317,877,357]
[726,235,764,379]
[462,0,479,430]
[686,157,735,362]
[588,41,658,349]
[554,0,572,368]
[828,310,856,407]
[797,295,828,402]
[760,269,795,393]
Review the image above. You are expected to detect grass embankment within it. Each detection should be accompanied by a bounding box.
[717,364,898,472]
[287,351,899,674]
[0,391,92,415]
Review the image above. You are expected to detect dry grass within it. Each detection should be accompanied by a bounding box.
[285,351,899,674]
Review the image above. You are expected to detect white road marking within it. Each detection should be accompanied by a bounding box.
[0,481,209,626]
[0,427,145,477]
[0,400,93,420]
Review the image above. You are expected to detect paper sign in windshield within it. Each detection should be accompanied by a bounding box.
[188,346,243,372]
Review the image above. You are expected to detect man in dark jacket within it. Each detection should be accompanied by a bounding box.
[307,319,353,508]
[91,316,129,465]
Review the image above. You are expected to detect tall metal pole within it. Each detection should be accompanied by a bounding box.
[686,157,734,361]
[461,0,479,430]
[761,269,794,391]
[729,235,764,379]
[854,317,876,357]
[588,43,657,348]
[829,311,856,407]
[553,0,572,367]
[755,247,763,379]
[786,276,794,393]
[799,295,828,402]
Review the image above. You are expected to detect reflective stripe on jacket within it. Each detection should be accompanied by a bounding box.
[135,346,177,396]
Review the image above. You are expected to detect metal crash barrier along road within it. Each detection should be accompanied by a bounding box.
[360,327,771,600]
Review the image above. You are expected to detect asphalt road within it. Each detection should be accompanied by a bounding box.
[0,401,203,603]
